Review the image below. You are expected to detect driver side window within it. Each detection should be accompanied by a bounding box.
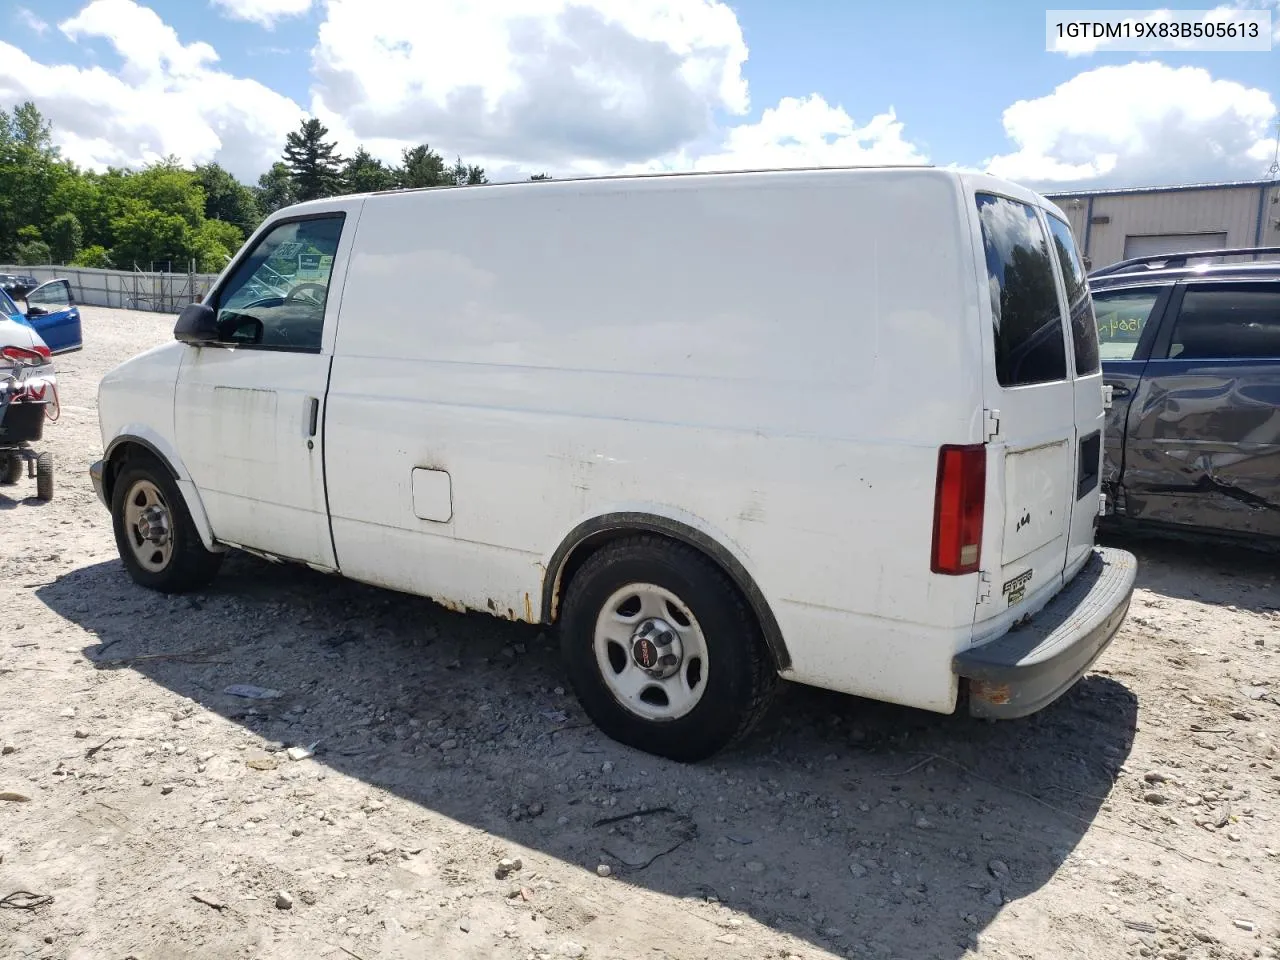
[213,214,345,352]
[26,280,72,313]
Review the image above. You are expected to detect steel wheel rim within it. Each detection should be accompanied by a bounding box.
[123,479,174,573]
[593,583,710,721]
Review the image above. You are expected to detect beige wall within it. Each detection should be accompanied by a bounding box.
[1045,184,1273,269]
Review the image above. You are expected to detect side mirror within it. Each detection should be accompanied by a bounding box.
[174,302,219,345]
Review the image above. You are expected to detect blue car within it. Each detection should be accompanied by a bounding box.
[0,279,82,354]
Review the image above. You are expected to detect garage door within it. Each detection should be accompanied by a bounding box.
[1123,233,1228,259]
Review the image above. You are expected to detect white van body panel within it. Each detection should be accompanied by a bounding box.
[96,340,222,552]
[959,172,1103,643]
[94,166,1132,731]
[171,196,363,571]
[325,168,985,710]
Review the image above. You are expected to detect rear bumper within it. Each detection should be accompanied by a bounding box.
[954,546,1137,719]
[90,459,107,508]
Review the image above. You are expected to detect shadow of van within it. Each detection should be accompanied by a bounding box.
[38,553,1137,960]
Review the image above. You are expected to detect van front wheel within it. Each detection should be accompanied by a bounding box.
[111,459,223,593]
[559,536,776,762]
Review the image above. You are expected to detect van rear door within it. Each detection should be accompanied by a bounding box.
[970,191,1077,632]
[1044,213,1105,575]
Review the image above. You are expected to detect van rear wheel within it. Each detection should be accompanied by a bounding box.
[559,536,776,762]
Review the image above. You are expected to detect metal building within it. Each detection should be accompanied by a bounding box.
[1044,178,1280,270]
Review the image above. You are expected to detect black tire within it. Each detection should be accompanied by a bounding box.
[111,456,223,593]
[35,452,53,501]
[0,454,21,485]
[559,536,777,762]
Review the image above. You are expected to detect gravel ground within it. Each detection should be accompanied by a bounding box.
[1,305,1278,960]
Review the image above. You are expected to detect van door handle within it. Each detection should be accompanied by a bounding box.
[306,397,319,437]
[1105,383,1131,399]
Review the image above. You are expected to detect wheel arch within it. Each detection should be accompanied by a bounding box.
[541,511,791,672]
[102,433,222,553]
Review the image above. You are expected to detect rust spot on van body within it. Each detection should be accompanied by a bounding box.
[434,597,467,615]
[524,593,533,623]
[971,680,1011,706]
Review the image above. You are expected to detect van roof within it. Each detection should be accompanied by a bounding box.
[280,164,1061,224]
[367,163,940,197]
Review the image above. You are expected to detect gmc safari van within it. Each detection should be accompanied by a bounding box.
[91,167,1136,762]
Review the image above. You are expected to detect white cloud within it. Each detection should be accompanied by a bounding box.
[0,0,304,179]
[623,95,928,175]
[985,62,1276,187]
[209,0,314,28]
[310,0,750,168]
[0,0,927,187]
[15,8,49,35]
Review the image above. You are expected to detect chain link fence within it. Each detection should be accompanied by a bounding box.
[0,265,220,314]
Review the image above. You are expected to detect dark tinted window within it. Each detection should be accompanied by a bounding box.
[1046,216,1100,375]
[976,194,1068,387]
[1167,284,1280,360]
[1092,288,1161,361]
[214,215,344,351]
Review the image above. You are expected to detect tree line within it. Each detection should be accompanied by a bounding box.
[0,103,548,272]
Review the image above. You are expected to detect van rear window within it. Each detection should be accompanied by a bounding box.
[1047,215,1101,376]
[976,193,1068,387]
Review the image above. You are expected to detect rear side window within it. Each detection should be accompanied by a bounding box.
[976,193,1068,387]
[1046,216,1100,375]
[1092,288,1161,360]
[1167,283,1280,360]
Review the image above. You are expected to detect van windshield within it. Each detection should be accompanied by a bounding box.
[976,193,1068,387]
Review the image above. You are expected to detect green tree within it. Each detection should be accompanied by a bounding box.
[195,162,261,235]
[399,144,449,188]
[109,199,190,269]
[5,102,55,152]
[49,174,109,250]
[189,218,244,272]
[343,147,398,193]
[0,100,270,271]
[110,158,206,229]
[48,211,84,263]
[14,239,51,265]
[282,117,344,201]
[529,173,553,181]
[0,102,71,260]
[447,157,488,186]
[71,245,112,268]
[256,162,297,214]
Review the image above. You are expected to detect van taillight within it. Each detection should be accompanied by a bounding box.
[931,444,985,575]
[33,345,50,359]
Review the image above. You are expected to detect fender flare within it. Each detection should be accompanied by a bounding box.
[541,510,791,672]
[102,430,223,553]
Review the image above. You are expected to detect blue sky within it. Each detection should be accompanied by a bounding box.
[4,0,1278,186]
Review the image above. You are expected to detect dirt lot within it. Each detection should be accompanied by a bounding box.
[1,305,1277,960]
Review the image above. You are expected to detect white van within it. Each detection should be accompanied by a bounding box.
[91,167,1137,761]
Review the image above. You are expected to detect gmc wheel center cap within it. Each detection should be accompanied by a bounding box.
[630,618,682,678]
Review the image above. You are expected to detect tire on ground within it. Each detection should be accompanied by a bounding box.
[558,535,777,762]
[35,452,53,501]
[1,454,21,485]
[110,454,223,593]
